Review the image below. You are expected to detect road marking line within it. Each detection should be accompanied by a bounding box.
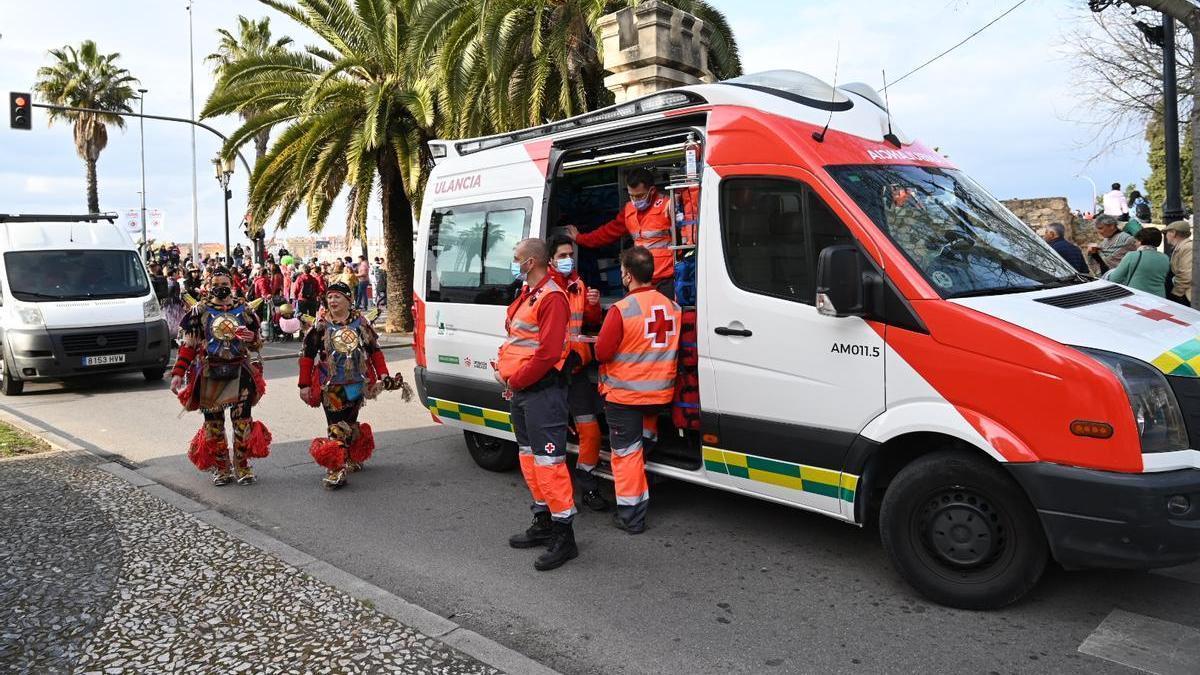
[1078,609,1200,675]
[1152,561,1200,585]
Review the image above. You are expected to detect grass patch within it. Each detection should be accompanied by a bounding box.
[0,421,51,457]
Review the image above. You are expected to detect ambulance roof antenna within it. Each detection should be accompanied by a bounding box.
[812,42,841,143]
[881,69,902,148]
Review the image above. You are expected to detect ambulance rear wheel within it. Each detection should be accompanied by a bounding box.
[464,431,518,472]
[880,450,1047,610]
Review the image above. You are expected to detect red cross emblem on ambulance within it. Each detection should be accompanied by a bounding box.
[645,306,677,348]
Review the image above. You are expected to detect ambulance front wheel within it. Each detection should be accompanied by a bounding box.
[464,431,519,472]
[880,450,1048,610]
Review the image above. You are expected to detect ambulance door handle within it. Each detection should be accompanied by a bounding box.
[714,325,752,338]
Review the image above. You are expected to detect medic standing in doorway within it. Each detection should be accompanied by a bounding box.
[567,167,677,299]
[496,239,579,570]
[547,233,608,512]
[594,246,681,534]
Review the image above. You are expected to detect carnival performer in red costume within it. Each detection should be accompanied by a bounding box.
[299,282,410,489]
[170,267,271,485]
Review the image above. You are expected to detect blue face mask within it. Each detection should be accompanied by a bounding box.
[554,258,575,275]
[511,259,527,282]
[631,197,651,211]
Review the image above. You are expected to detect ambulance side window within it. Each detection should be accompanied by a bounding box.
[720,178,853,305]
[425,197,533,305]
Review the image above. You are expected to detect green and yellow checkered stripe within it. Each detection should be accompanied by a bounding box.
[1152,337,1200,377]
[428,397,512,433]
[702,447,857,503]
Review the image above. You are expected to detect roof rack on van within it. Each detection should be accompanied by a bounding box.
[443,90,708,158]
[0,212,119,223]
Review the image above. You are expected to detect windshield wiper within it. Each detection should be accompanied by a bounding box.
[945,285,1047,299]
[11,291,68,300]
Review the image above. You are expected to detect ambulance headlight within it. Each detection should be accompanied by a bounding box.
[1080,348,1188,454]
[143,296,162,320]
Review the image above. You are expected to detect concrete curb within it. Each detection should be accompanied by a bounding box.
[0,406,558,675]
[258,341,411,362]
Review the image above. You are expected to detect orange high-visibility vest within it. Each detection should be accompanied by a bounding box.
[678,186,699,247]
[497,277,569,382]
[633,196,675,282]
[599,289,681,406]
[563,275,592,370]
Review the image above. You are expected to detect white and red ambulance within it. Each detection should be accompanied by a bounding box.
[411,70,1200,609]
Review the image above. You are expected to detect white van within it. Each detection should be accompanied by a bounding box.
[0,214,171,395]
[411,70,1200,609]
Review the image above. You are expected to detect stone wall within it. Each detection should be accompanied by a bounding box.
[1001,196,1097,246]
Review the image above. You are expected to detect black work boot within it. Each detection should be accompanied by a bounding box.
[534,522,579,571]
[582,489,610,512]
[508,511,553,549]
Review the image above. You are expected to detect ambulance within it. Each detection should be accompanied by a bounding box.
[411,70,1200,609]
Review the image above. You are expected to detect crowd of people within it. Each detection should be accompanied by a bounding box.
[147,245,390,342]
[1040,182,1193,304]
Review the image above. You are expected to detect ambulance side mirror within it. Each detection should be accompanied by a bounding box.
[816,245,865,318]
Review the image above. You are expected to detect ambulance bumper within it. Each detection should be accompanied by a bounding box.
[1007,462,1200,570]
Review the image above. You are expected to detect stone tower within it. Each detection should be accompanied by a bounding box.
[598,1,714,104]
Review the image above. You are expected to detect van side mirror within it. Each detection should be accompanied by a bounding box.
[816,245,865,317]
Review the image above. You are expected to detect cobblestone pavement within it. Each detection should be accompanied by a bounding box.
[0,453,498,674]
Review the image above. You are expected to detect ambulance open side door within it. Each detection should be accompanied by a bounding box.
[698,165,885,519]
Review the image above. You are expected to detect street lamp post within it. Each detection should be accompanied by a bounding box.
[1075,174,1097,217]
[212,156,234,264]
[137,88,148,259]
[187,1,199,265]
[1161,13,1185,223]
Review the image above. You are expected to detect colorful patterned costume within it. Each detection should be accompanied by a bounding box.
[173,296,271,485]
[299,308,390,489]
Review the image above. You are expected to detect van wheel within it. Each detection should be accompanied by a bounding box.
[464,430,518,472]
[879,450,1047,610]
[0,357,23,396]
[142,367,166,382]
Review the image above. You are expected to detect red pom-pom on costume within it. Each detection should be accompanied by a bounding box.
[309,437,345,471]
[348,423,375,463]
[187,426,224,471]
[244,420,272,459]
[251,362,267,404]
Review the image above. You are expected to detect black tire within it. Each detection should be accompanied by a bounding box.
[142,367,166,382]
[464,430,519,472]
[879,450,1047,610]
[0,356,23,396]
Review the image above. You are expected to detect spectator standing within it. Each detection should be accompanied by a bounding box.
[293,265,324,317]
[355,255,371,310]
[1102,182,1129,220]
[148,262,169,300]
[1108,227,1170,297]
[1087,215,1138,274]
[1129,190,1153,225]
[1165,220,1194,305]
[373,258,388,308]
[233,243,245,268]
[1040,223,1089,274]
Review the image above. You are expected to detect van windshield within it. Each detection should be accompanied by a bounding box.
[5,250,150,302]
[827,165,1082,298]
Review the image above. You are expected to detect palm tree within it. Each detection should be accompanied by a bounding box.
[202,0,435,332]
[411,0,742,137]
[34,40,139,214]
[205,16,293,161]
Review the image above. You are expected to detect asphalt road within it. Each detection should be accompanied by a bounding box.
[5,351,1200,674]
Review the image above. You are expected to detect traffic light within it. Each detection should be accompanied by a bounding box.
[10,92,31,130]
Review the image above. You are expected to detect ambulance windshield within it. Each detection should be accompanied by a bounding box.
[828,165,1082,298]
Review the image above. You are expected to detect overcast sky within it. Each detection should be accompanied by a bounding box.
[0,0,1151,245]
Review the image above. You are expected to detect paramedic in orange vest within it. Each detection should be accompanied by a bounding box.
[595,246,681,533]
[495,238,579,570]
[547,233,609,512]
[567,167,676,300]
